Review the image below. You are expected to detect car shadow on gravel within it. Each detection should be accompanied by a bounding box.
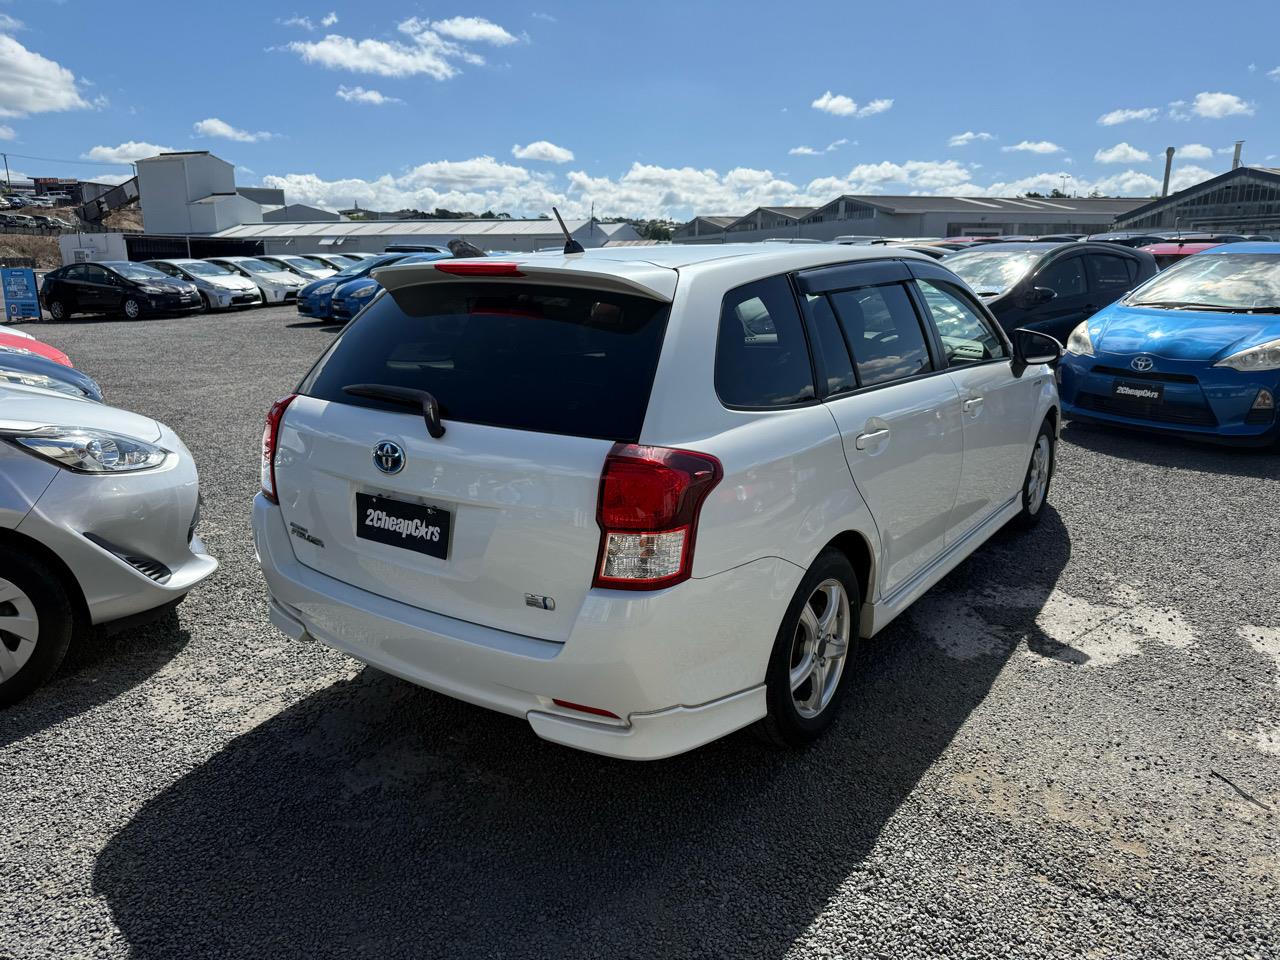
[1061,420,1280,478]
[0,608,189,751]
[93,515,1069,959]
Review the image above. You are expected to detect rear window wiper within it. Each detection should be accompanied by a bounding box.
[343,383,446,438]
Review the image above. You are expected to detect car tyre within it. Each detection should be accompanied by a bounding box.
[754,548,860,749]
[46,299,68,321]
[0,547,74,708]
[121,297,142,320]
[1014,418,1056,529]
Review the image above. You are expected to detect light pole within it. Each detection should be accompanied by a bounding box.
[1060,174,1071,197]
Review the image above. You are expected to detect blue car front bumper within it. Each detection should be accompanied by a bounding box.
[296,290,334,319]
[1060,350,1280,446]
[331,292,374,321]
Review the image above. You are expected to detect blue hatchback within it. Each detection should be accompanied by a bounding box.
[296,253,413,320]
[330,252,451,321]
[1060,242,1280,446]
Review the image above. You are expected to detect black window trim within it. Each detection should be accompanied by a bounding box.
[712,270,822,413]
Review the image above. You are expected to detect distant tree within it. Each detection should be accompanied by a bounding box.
[639,220,673,241]
[1049,188,1068,199]
[1023,191,1045,198]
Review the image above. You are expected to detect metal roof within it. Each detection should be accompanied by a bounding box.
[1113,166,1280,224]
[212,218,594,240]
[812,194,1150,215]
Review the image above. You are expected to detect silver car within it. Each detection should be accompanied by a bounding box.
[144,259,263,310]
[0,382,216,705]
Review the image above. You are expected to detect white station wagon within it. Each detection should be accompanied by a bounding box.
[252,244,1061,759]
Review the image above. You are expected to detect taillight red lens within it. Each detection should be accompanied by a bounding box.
[594,444,722,590]
[260,393,297,503]
[434,261,525,277]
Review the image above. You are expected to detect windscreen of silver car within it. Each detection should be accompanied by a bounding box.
[300,282,671,443]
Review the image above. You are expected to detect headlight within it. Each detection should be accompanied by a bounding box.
[1065,322,1094,357]
[349,283,378,298]
[314,282,337,296]
[1215,337,1280,372]
[0,369,88,398]
[3,428,168,472]
[139,285,163,294]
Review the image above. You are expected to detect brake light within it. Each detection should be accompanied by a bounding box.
[260,393,297,503]
[434,261,525,277]
[594,444,722,590]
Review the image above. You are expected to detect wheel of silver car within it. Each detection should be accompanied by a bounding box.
[788,579,851,719]
[122,297,142,320]
[756,548,860,748]
[0,547,74,708]
[1015,419,1056,528]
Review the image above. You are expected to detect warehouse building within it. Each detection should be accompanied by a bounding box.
[677,194,1149,243]
[1112,165,1280,236]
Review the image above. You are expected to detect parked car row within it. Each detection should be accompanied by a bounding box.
[1,213,75,230]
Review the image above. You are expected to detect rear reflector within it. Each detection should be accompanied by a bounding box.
[260,393,298,504]
[594,444,722,590]
[434,261,525,277]
[552,699,621,720]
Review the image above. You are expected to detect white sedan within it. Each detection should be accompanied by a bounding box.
[205,257,305,304]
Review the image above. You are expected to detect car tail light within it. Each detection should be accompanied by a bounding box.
[260,393,298,503]
[593,444,722,590]
[434,261,525,277]
[552,699,620,720]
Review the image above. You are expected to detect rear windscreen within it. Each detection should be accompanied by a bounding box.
[300,282,671,442]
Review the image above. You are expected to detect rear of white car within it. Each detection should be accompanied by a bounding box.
[253,248,1057,759]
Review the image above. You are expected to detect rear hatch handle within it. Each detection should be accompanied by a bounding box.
[343,383,446,439]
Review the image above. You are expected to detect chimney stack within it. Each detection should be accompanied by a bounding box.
[1232,140,1244,170]
[1161,147,1175,197]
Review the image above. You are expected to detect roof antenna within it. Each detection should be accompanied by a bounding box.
[552,206,585,254]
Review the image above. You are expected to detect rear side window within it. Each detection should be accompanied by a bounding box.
[1037,256,1086,297]
[715,276,815,408]
[1091,254,1136,292]
[829,284,932,387]
[803,293,857,395]
[301,282,671,442]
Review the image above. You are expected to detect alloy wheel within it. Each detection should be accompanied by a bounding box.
[788,578,851,719]
[0,577,40,683]
[123,299,141,320]
[1026,434,1051,514]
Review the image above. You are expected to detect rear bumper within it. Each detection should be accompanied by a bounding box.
[252,494,801,759]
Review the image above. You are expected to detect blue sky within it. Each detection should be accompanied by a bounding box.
[2,0,1278,219]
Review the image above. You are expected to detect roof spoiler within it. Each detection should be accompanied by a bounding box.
[372,257,678,303]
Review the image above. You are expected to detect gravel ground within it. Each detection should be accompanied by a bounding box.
[2,305,1278,960]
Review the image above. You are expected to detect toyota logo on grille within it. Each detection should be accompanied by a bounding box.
[373,440,405,475]
[1130,356,1154,372]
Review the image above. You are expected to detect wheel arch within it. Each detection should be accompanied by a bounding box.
[819,529,875,613]
[0,528,91,638]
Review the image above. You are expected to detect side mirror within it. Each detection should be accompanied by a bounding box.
[1011,328,1062,378]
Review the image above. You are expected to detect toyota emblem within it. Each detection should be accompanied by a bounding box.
[373,440,405,475]
[1130,356,1154,372]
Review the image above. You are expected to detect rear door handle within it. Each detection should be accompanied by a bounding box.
[963,397,984,414]
[855,428,890,450]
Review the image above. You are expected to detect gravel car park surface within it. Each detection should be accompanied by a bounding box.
[2,304,1278,959]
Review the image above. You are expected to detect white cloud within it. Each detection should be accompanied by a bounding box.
[83,141,173,164]
[511,140,574,163]
[0,124,13,140]
[0,14,23,31]
[1191,91,1254,118]
[0,34,90,118]
[1097,107,1159,126]
[810,91,892,118]
[1094,142,1150,164]
[281,15,316,29]
[531,12,556,21]
[1270,67,1280,81]
[321,11,338,27]
[949,131,994,147]
[1178,143,1214,160]
[789,146,819,156]
[1002,140,1063,154]
[431,16,517,45]
[193,117,276,143]
[287,16,515,80]
[811,90,857,116]
[336,85,401,105]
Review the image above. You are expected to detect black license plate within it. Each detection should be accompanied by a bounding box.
[1111,379,1164,403]
[356,492,450,559]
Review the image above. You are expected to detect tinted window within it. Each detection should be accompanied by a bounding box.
[715,276,815,407]
[62,265,87,280]
[302,282,670,443]
[1036,256,1086,297]
[1092,254,1135,293]
[83,265,111,283]
[803,293,857,395]
[830,284,932,387]
[916,279,1007,365]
